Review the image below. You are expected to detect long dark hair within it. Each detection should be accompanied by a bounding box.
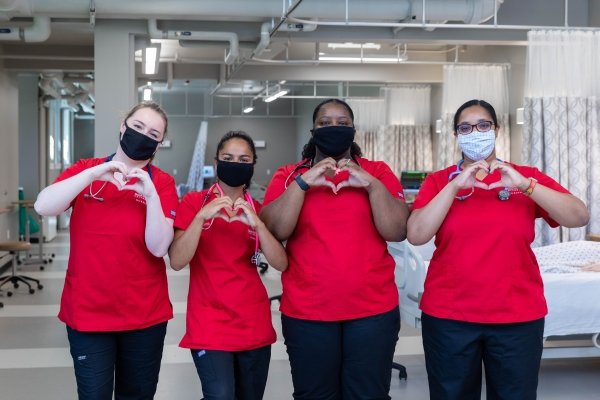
[453,99,499,132]
[301,98,362,160]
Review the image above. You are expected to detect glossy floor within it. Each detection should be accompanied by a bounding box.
[0,231,599,399]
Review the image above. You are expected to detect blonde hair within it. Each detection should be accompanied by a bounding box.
[123,101,169,139]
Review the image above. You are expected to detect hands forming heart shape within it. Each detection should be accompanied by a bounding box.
[212,206,252,226]
[112,172,131,189]
[324,167,351,186]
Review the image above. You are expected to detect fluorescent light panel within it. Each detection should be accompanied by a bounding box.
[143,46,160,75]
[327,42,381,50]
[319,56,405,63]
[264,89,288,103]
[143,87,152,101]
[243,105,254,113]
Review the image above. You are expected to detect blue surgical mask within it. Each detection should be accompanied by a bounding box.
[457,130,496,161]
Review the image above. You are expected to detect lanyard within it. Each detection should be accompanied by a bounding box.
[448,159,510,201]
[201,183,261,266]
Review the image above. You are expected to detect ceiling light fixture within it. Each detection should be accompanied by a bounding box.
[264,86,288,103]
[243,101,255,113]
[327,42,381,50]
[143,87,152,101]
[318,56,404,63]
[142,43,161,75]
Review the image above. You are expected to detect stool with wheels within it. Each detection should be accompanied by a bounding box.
[0,241,43,296]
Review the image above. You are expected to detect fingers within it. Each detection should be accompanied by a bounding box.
[474,181,490,190]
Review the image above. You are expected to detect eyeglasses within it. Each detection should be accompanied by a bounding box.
[456,120,494,135]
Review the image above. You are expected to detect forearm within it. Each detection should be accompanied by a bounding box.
[256,222,288,271]
[34,170,94,216]
[260,182,305,241]
[367,180,409,242]
[144,195,175,257]
[527,183,590,227]
[407,182,457,245]
[168,219,204,270]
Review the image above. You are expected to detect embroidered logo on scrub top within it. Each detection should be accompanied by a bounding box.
[134,192,147,205]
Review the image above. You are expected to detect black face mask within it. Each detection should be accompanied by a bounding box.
[216,160,254,188]
[311,125,356,157]
[119,123,161,161]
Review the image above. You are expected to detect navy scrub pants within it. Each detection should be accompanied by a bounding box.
[281,306,400,400]
[190,345,272,400]
[66,321,168,400]
[421,313,545,400]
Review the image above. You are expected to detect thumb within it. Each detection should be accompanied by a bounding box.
[487,181,503,190]
[474,181,490,190]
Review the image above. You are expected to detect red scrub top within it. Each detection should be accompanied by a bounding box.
[56,157,178,331]
[412,163,569,323]
[263,157,405,321]
[175,189,276,351]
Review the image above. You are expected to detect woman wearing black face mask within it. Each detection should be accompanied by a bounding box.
[34,101,178,399]
[260,99,410,400]
[169,131,287,400]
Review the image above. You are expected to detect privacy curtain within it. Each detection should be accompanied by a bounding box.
[523,30,600,245]
[350,85,432,178]
[438,64,510,170]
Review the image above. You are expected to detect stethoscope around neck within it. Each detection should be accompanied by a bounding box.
[448,158,510,201]
[83,154,153,202]
[200,182,261,266]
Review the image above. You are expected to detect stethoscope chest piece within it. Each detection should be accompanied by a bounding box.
[498,188,511,201]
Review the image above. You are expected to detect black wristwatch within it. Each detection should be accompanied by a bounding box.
[294,174,310,191]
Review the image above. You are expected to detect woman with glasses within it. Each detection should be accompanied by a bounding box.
[169,131,287,400]
[407,99,589,400]
[34,101,178,399]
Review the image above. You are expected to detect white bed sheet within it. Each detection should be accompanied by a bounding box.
[543,272,600,337]
[394,240,600,338]
[533,240,600,337]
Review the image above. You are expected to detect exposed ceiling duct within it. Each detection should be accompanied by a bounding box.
[147,19,239,65]
[38,72,95,114]
[0,0,502,22]
[0,15,50,42]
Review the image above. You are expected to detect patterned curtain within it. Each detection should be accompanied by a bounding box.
[350,85,432,177]
[523,30,600,245]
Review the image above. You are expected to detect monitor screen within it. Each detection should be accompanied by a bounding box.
[203,165,215,178]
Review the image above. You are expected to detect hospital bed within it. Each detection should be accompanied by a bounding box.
[389,239,600,360]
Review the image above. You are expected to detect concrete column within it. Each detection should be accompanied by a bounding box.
[18,74,40,198]
[94,20,145,157]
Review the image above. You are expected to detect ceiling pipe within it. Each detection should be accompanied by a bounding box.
[148,19,239,65]
[0,0,496,22]
[252,21,272,59]
[0,15,50,42]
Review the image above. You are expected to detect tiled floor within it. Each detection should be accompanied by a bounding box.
[1,230,599,399]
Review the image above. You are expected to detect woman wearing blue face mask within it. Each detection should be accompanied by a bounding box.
[260,99,410,400]
[169,131,287,400]
[34,101,178,399]
[407,99,590,400]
